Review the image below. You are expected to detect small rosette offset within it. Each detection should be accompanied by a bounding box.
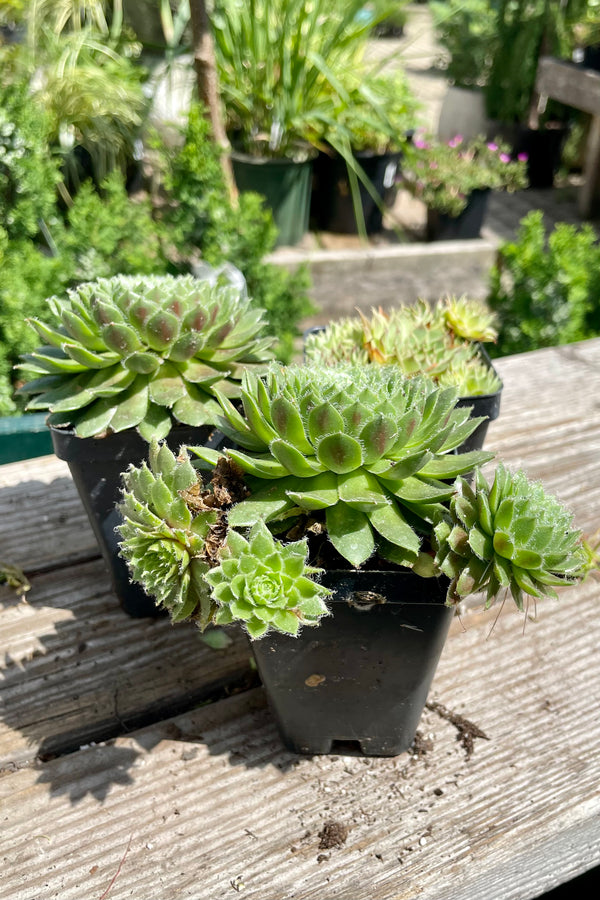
[434,465,587,608]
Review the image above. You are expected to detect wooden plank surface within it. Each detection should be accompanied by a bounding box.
[0,560,253,768]
[1,576,599,900]
[1,339,600,900]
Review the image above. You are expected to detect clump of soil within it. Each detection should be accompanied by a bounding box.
[411,730,434,757]
[426,700,489,758]
[318,821,348,850]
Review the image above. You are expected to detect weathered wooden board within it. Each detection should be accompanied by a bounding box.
[0,559,253,768]
[1,577,599,900]
[1,340,600,900]
[0,455,97,570]
[536,57,600,116]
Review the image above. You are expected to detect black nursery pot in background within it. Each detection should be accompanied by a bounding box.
[426,188,490,241]
[311,149,401,234]
[513,124,568,189]
[252,569,453,757]
[51,424,215,618]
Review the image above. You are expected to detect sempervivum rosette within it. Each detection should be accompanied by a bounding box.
[206,521,331,638]
[118,441,216,624]
[434,465,587,608]
[192,365,495,568]
[118,440,331,637]
[18,271,274,440]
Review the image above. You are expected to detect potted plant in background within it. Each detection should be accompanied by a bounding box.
[211,0,401,245]
[484,0,581,188]
[304,296,502,452]
[17,267,275,616]
[431,0,497,142]
[311,71,418,235]
[401,134,528,240]
[117,364,587,756]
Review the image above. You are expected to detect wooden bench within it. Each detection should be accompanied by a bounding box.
[1,340,600,900]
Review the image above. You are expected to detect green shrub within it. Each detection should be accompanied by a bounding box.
[0,79,61,241]
[161,104,313,360]
[0,228,71,415]
[488,211,600,357]
[61,171,168,281]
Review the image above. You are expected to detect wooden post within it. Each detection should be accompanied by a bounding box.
[188,0,238,204]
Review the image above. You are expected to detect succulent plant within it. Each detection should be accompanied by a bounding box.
[304,298,501,398]
[18,270,274,440]
[117,367,586,639]
[192,364,494,568]
[206,522,331,638]
[118,440,331,637]
[441,296,498,343]
[434,465,588,609]
[118,440,217,624]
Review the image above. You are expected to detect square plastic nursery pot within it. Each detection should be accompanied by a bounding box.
[50,424,216,618]
[426,188,490,241]
[311,149,401,235]
[251,569,453,757]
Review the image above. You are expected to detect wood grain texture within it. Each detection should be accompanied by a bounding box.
[1,577,599,900]
[1,339,600,900]
[0,455,97,570]
[536,56,600,116]
[0,559,253,768]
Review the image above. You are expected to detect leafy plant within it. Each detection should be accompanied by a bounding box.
[61,171,167,281]
[402,134,528,217]
[18,271,275,439]
[8,0,147,187]
[488,210,600,356]
[211,0,396,157]
[484,0,577,124]
[159,103,313,361]
[117,365,587,639]
[430,0,498,89]
[304,297,502,398]
[323,70,419,154]
[0,78,61,240]
[0,227,72,416]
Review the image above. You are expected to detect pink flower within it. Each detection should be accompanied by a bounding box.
[429,161,438,169]
[499,153,511,163]
[448,134,463,148]
[487,142,498,151]
[414,138,429,149]
[517,152,528,162]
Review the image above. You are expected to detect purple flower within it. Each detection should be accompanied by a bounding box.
[487,142,498,151]
[499,153,511,163]
[517,152,528,162]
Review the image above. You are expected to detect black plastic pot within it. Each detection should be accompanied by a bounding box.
[231,150,314,247]
[456,345,503,452]
[311,149,401,235]
[513,124,568,189]
[252,569,453,756]
[426,188,490,241]
[50,424,216,617]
